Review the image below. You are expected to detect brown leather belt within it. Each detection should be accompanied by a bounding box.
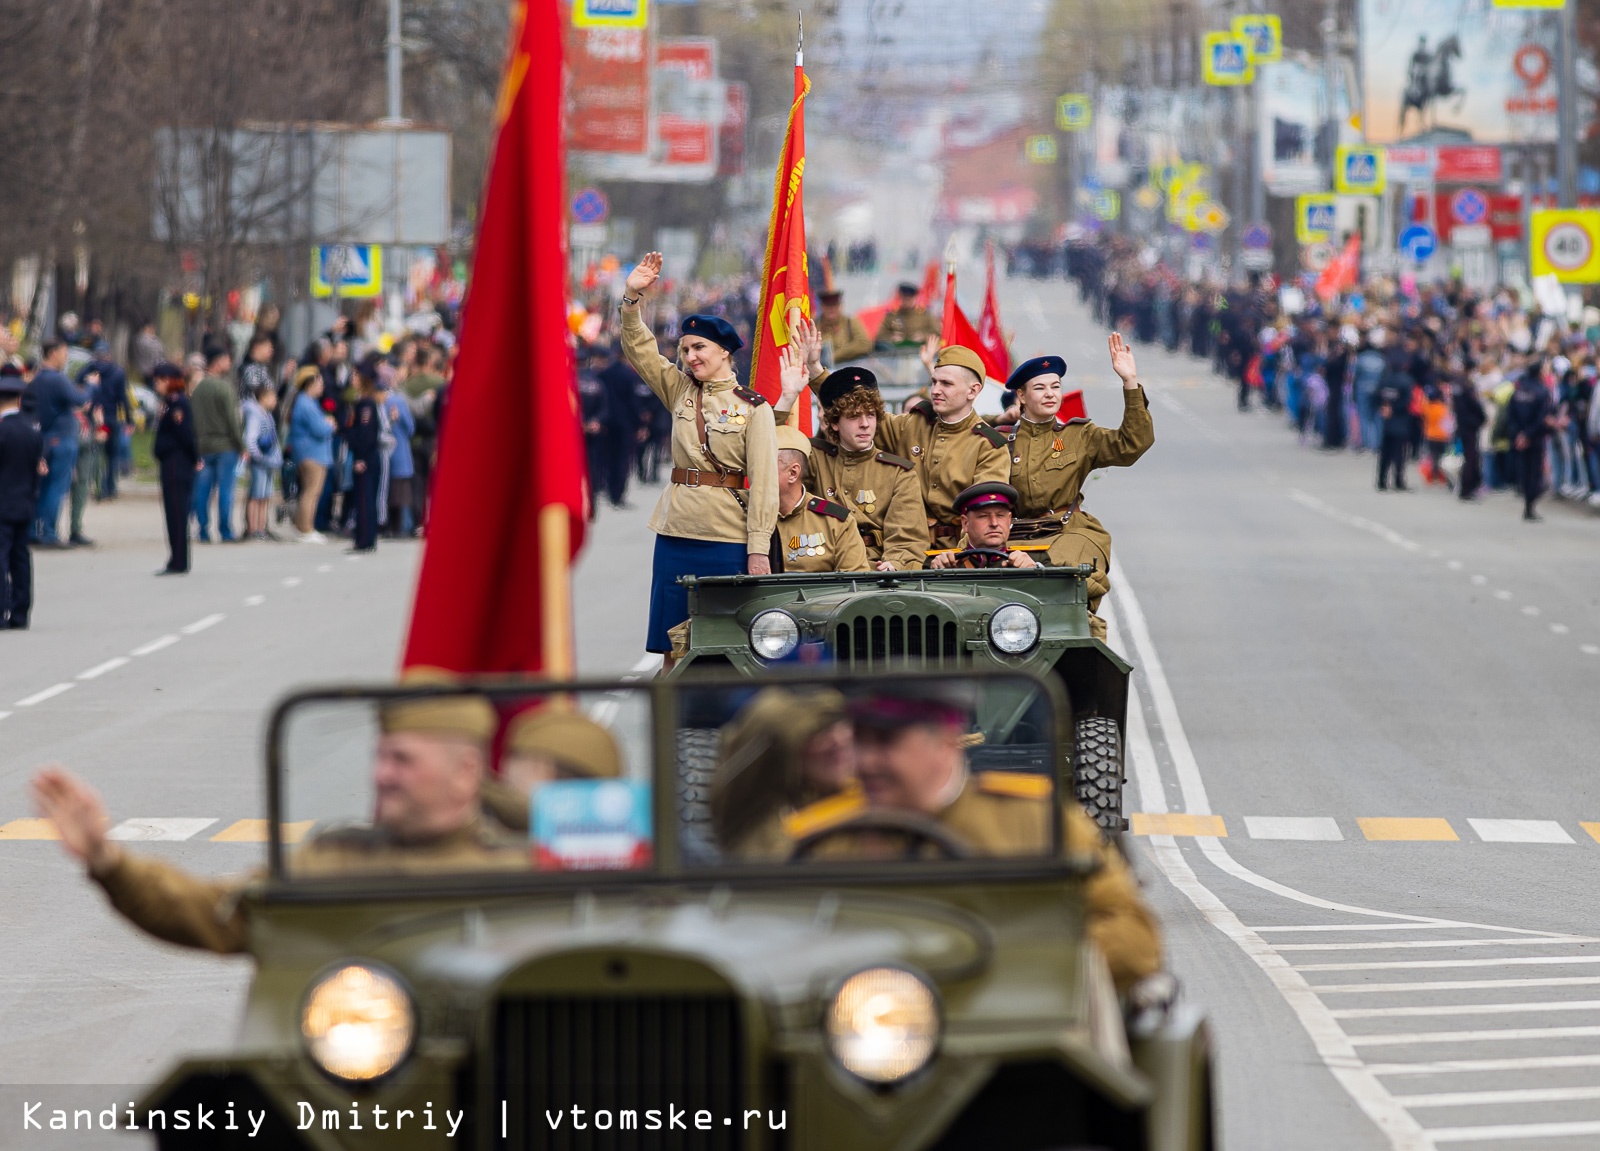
[1008,500,1082,542]
[671,467,748,490]
[929,520,961,542]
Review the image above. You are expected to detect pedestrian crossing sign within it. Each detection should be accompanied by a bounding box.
[1056,94,1092,132]
[1025,134,1059,164]
[1335,146,1386,195]
[1202,32,1255,86]
[1091,190,1121,222]
[1231,14,1282,63]
[1295,194,1337,244]
[311,244,382,299]
[572,0,649,28]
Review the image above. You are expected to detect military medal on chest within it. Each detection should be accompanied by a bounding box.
[786,531,826,561]
[856,489,876,513]
[1051,436,1064,459]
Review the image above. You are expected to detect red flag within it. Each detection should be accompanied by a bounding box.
[748,57,811,432]
[939,267,1007,382]
[1315,234,1361,303]
[914,259,941,310]
[976,241,1012,381]
[400,0,585,676]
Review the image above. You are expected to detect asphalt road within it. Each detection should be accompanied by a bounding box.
[4,275,1598,1150]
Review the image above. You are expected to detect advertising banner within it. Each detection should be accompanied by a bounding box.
[568,24,651,154]
[1361,0,1561,145]
[655,38,718,168]
[1258,60,1326,194]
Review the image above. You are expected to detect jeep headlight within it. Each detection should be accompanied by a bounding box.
[988,603,1039,654]
[301,963,415,1083]
[826,966,941,1084]
[749,609,800,660]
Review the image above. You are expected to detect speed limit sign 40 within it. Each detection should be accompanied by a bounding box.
[1531,209,1600,283]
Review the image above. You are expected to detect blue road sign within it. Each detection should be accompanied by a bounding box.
[572,187,610,224]
[1450,188,1488,226]
[1242,222,1273,249]
[1399,224,1438,263]
[1192,232,1216,251]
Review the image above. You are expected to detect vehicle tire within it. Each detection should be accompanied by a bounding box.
[1073,716,1125,833]
[675,726,722,861]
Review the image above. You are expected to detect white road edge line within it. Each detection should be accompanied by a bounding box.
[15,683,74,707]
[131,635,180,656]
[243,595,266,606]
[77,656,131,680]
[180,613,225,635]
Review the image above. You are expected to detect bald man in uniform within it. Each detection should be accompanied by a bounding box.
[771,424,870,573]
[31,690,514,955]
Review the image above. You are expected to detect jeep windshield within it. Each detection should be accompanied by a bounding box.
[266,671,1070,887]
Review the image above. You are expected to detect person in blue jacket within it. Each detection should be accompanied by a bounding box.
[286,371,335,543]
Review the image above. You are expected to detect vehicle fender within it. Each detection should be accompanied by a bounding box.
[1129,1005,1216,1151]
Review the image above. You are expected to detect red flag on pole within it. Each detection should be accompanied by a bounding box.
[939,264,1008,382]
[400,0,585,676]
[748,40,811,432]
[976,241,1012,381]
[1315,233,1361,303]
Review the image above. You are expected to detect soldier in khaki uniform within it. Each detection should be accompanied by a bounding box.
[481,708,624,833]
[31,691,516,955]
[772,425,870,573]
[816,289,873,363]
[1003,338,1153,636]
[780,344,1011,548]
[928,482,1048,570]
[879,282,940,345]
[768,682,1162,995]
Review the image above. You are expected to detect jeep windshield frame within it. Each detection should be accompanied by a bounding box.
[261,669,1096,904]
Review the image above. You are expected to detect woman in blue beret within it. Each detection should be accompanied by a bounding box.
[621,252,779,666]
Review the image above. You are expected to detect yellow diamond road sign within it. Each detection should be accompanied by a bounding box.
[1135,185,1163,211]
[1056,94,1092,132]
[1202,32,1254,86]
[1231,14,1282,63]
[1192,200,1231,234]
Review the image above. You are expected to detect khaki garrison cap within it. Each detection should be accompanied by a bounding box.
[935,345,986,381]
[774,425,813,458]
[505,709,622,779]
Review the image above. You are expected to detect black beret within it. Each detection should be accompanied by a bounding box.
[818,366,878,410]
[897,282,919,295]
[150,362,185,381]
[953,481,1019,515]
[819,289,843,304]
[681,313,743,353]
[0,362,21,378]
[1007,355,1067,390]
[0,377,23,398]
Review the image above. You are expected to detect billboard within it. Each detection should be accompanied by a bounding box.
[1259,60,1326,194]
[1361,0,1560,145]
[568,24,651,154]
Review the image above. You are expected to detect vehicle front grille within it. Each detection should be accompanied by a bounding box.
[833,611,961,668]
[493,994,744,1151]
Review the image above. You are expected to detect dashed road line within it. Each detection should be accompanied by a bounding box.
[106,818,218,842]
[1244,816,1342,841]
[1467,818,1573,844]
[316,563,333,573]
[131,635,180,656]
[16,683,74,707]
[243,594,265,606]
[76,657,129,680]
[282,577,302,587]
[180,613,225,635]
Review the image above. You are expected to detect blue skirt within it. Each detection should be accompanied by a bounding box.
[647,534,748,653]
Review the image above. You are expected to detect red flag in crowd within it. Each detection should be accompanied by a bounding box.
[748,48,812,432]
[975,241,1012,381]
[914,259,942,310]
[401,0,585,676]
[939,264,1008,382]
[1315,234,1361,303]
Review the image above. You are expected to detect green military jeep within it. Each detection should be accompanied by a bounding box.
[138,669,1212,1151]
[667,566,1130,832]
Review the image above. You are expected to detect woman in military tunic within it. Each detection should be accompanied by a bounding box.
[621,252,779,660]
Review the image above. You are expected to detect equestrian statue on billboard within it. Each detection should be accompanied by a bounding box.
[1400,34,1464,133]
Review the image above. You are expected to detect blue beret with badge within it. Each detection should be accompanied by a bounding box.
[1007,355,1067,390]
[681,313,743,353]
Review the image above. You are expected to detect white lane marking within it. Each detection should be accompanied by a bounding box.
[1333,1001,1600,1020]
[132,635,180,656]
[1520,605,1540,616]
[345,555,360,562]
[1277,938,1587,952]
[1447,560,1463,571]
[0,711,10,722]
[1256,923,1463,933]
[588,655,663,726]
[1316,977,1600,994]
[180,613,225,635]
[1494,590,1513,600]
[282,577,303,587]
[106,818,218,842]
[1349,1024,1600,1046]
[1299,956,1600,972]
[77,656,130,680]
[1428,549,1441,559]
[1584,644,1600,655]
[16,683,74,707]
[1550,624,1569,634]
[1429,1120,1600,1143]
[1367,1054,1600,1076]
[243,595,265,606]
[1398,1085,1600,1108]
[1288,488,1422,552]
[1468,818,1574,844]
[1246,816,1344,841]
[627,653,662,676]
[1471,575,1487,585]
[316,563,332,573]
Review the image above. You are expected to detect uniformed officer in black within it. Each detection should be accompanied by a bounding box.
[346,360,383,552]
[150,362,198,576]
[0,371,43,626]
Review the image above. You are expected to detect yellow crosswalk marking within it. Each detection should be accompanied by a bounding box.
[1580,823,1600,845]
[210,819,313,843]
[1358,817,1458,842]
[1130,813,1228,837]
[0,818,61,840]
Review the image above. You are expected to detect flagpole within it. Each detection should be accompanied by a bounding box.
[783,11,805,398]
[538,504,574,677]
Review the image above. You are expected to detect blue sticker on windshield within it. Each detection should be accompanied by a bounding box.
[532,780,653,871]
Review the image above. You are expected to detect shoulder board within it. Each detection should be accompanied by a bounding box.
[1061,417,1090,426]
[732,385,767,406]
[811,436,840,457]
[874,450,914,470]
[972,423,1007,448]
[975,772,1052,800]
[807,496,851,521]
[783,789,866,839]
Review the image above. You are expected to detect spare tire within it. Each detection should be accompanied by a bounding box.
[1073,716,1125,833]
[675,727,722,862]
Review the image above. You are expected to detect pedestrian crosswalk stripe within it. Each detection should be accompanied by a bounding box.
[1398,1085,1600,1107]
[210,819,314,843]
[106,818,218,841]
[1429,1120,1600,1143]
[1358,817,1458,842]
[1468,818,1574,844]
[1333,1000,1600,1020]
[1129,812,1227,837]
[0,818,60,840]
[1349,1024,1600,1046]
[1366,1053,1600,1075]
[1244,816,1342,840]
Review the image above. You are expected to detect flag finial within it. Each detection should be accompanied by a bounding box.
[796,10,804,67]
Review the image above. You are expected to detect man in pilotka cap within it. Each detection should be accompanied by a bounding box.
[769,424,869,573]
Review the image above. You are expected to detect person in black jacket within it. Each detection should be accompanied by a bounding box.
[1452,374,1488,500]
[1374,360,1415,492]
[150,363,199,575]
[345,362,382,552]
[1505,363,1558,521]
[0,373,44,627]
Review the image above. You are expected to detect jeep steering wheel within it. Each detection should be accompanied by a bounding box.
[789,810,974,861]
[950,547,1013,570]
